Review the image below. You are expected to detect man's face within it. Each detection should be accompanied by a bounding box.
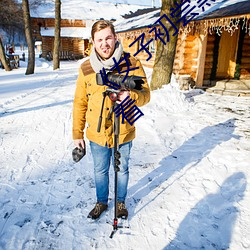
[93,27,117,60]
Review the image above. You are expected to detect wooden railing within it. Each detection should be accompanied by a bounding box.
[46,51,83,61]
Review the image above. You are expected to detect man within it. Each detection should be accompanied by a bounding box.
[72,20,150,220]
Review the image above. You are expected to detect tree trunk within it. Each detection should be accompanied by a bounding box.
[151,0,181,90]
[22,0,35,75]
[0,37,11,71]
[0,0,24,45]
[53,0,61,70]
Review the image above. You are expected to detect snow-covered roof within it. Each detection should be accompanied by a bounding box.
[30,0,152,20]
[114,0,250,33]
[196,0,250,20]
[114,8,160,33]
[40,27,91,39]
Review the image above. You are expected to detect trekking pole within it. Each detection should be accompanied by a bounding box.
[110,102,121,238]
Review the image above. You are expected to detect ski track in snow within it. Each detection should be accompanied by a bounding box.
[0,58,250,249]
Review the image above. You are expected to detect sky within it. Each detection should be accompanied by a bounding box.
[0,48,249,249]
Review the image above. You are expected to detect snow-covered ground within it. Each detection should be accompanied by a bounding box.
[0,50,250,250]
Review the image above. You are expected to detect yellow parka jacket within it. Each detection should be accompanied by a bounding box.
[72,53,150,148]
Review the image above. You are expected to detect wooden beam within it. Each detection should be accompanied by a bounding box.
[195,31,207,87]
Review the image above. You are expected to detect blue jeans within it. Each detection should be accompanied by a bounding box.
[90,141,132,205]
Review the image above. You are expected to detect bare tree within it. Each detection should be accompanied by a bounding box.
[0,37,11,71]
[53,0,61,70]
[0,0,23,71]
[22,0,35,75]
[0,0,24,37]
[150,0,181,90]
[29,0,47,8]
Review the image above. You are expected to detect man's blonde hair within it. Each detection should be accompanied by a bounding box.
[91,20,116,40]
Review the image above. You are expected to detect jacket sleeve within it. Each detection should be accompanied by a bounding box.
[129,59,150,107]
[72,68,88,140]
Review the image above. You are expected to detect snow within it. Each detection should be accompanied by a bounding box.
[114,9,160,32]
[93,0,161,7]
[195,0,250,20]
[40,27,92,39]
[0,49,250,250]
[113,0,224,32]
[30,0,153,20]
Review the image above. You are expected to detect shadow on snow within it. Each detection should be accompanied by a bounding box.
[164,172,247,249]
[128,119,239,214]
[0,100,72,117]
[127,118,244,248]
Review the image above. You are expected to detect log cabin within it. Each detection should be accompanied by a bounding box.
[30,1,153,60]
[31,18,92,60]
[114,0,250,95]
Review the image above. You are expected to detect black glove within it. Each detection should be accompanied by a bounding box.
[72,146,86,162]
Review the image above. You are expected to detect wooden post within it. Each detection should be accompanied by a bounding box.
[195,31,207,88]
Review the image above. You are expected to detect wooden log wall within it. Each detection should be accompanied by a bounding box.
[203,33,215,81]
[118,36,137,55]
[32,18,86,29]
[173,33,199,81]
[72,38,87,55]
[183,35,198,79]
[41,37,87,58]
[61,38,74,52]
[135,53,155,68]
[240,35,250,79]
[173,34,185,75]
[117,31,155,68]
[41,37,53,57]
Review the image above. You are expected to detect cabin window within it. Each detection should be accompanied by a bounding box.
[149,40,155,53]
[137,38,155,54]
